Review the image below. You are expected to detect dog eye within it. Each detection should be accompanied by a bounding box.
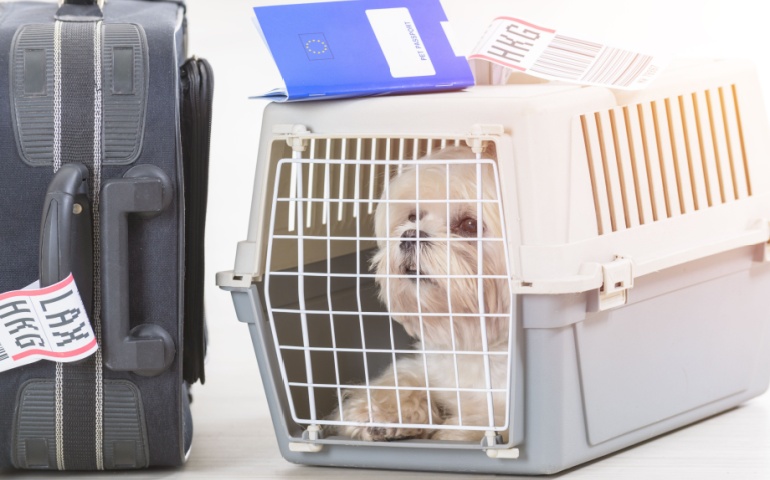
[456,217,478,236]
[408,211,425,223]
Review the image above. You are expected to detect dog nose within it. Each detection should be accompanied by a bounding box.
[400,229,429,252]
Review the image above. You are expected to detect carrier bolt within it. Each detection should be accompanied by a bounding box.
[286,124,310,152]
[305,424,322,441]
[466,124,504,154]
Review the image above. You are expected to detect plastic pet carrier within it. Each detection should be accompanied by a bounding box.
[217,59,770,475]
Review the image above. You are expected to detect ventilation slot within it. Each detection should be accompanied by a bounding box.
[582,84,751,235]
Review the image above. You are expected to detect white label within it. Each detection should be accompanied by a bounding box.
[470,17,666,90]
[366,8,436,78]
[0,274,97,373]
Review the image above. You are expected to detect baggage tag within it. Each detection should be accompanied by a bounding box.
[0,274,97,373]
[469,16,668,90]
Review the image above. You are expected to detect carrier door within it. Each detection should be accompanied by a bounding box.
[260,131,519,454]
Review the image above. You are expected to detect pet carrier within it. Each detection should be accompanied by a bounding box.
[217,58,770,475]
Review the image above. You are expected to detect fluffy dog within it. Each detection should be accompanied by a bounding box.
[329,145,511,442]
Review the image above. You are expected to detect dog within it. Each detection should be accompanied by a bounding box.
[328,145,511,442]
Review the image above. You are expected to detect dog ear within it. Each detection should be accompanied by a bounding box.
[483,277,511,344]
[373,199,388,241]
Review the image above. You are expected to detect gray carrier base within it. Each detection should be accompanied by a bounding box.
[224,244,770,475]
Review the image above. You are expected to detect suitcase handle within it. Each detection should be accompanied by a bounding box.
[56,0,103,19]
[39,163,94,319]
[100,165,175,377]
[58,0,103,7]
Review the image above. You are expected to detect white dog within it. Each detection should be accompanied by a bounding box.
[330,146,511,442]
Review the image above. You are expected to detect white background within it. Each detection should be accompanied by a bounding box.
[5,0,770,478]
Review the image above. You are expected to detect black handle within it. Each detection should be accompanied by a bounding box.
[56,0,103,20]
[101,165,175,377]
[39,164,94,317]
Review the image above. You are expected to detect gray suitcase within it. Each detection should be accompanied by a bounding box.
[0,0,212,470]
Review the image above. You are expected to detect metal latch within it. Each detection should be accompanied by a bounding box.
[482,431,519,459]
[273,124,310,152]
[288,425,324,453]
[597,256,634,311]
[466,124,504,154]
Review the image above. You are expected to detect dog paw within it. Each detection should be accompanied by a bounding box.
[333,411,432,441]
[365,425,427,441]
[331,389,439,441]
[429,428,486,442]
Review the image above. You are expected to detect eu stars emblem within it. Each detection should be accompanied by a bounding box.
[299,33,334,60]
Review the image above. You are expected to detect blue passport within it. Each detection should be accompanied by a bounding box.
[252,0,475,101]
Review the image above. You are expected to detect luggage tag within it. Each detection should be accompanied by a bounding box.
[469,16,668,90]
[0,274,97,373]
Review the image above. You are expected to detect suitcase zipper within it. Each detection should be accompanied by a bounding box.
[180,57,213,385]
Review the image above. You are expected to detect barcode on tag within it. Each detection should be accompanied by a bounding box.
[0,274,97,373]
[469,16,665,90]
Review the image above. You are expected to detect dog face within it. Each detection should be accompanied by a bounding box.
[370,147,511,350]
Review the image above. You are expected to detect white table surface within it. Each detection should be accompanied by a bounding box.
[5,0,770,478]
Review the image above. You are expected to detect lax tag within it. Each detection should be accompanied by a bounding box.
[0,274,97,373]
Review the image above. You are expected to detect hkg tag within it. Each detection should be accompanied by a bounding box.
[0,274,97,373]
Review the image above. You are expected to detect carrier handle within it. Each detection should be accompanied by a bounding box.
[39,163,94,319]
[100,165,175,377]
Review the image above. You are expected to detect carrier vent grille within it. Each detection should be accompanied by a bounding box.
[582,85,750,235]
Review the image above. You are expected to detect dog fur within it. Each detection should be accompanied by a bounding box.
[329,146,511,442]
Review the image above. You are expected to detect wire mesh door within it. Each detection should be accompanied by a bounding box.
[264,138,515,445]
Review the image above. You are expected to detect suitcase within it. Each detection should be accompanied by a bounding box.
[0,0,213,470]
[216,58,770,474]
